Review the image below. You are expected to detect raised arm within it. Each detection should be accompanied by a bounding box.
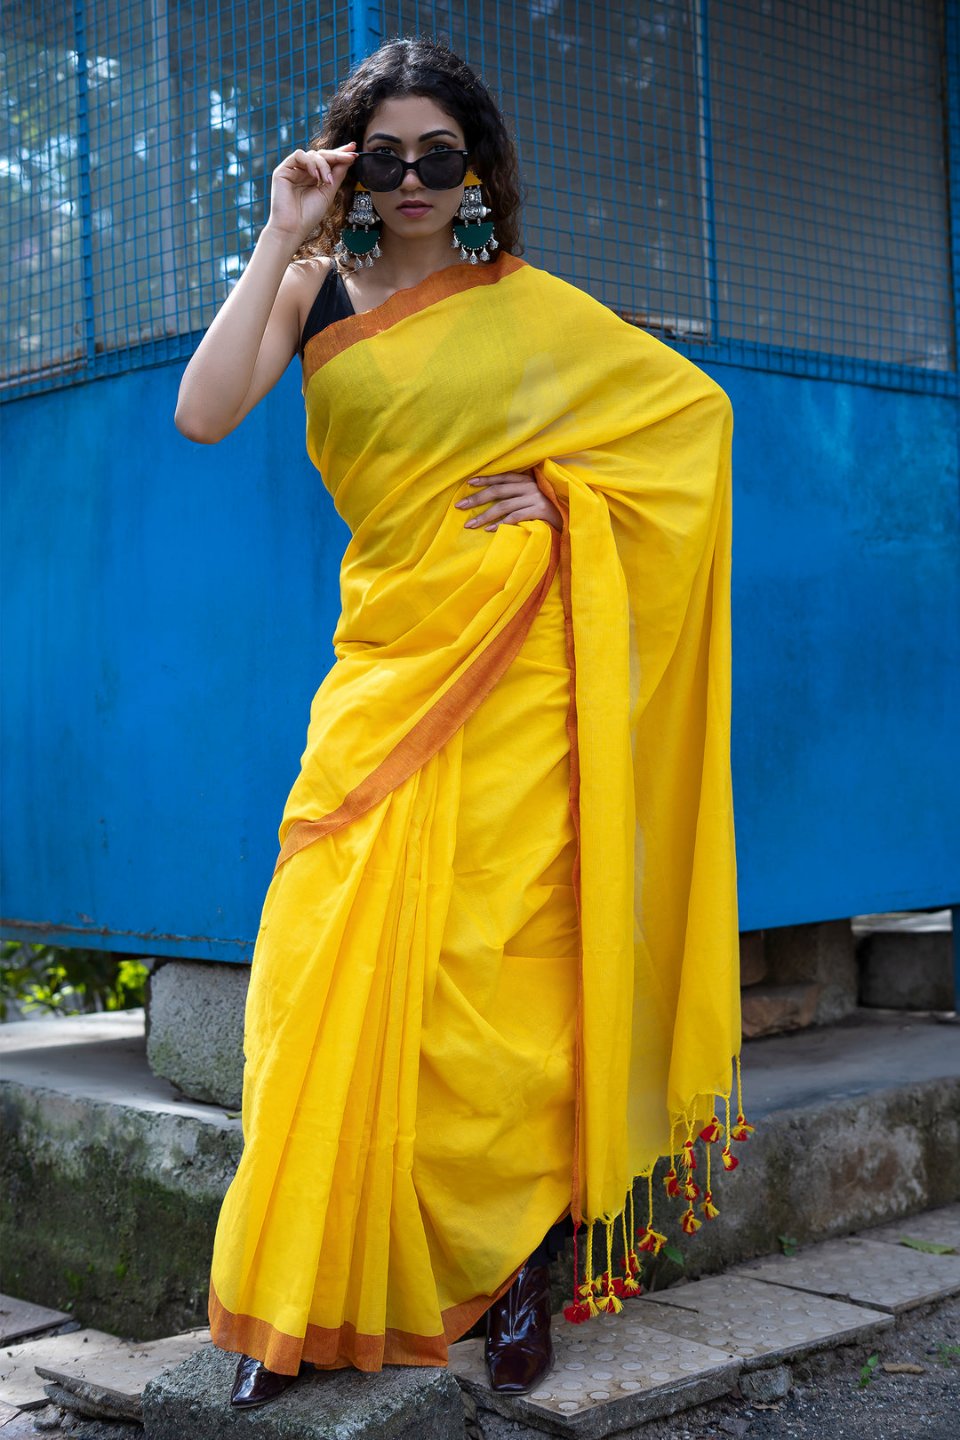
[174,142,357,444]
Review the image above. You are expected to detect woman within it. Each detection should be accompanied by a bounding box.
[176,35,747,1411]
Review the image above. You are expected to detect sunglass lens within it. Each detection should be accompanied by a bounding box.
[419,152,468,189]
[355,155,402,190]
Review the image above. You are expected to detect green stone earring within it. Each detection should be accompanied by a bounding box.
[451,170,498,263]
[334,182,382,268]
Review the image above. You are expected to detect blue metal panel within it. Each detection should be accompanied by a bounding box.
[2,357,958,959]
[1,361,350,960]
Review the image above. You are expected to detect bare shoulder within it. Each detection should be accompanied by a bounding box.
[267,256,334,354]
[285,256,335,312]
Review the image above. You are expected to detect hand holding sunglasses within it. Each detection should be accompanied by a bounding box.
[267,142,359,245]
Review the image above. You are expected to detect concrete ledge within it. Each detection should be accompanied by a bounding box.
[141,1345,466,1440]
[2,1010,958,1342]
[0,1013,241,1338]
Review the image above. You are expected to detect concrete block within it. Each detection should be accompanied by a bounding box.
[146,959,249,1108]
[640,1275,892,1368]
[735,1236,960,1313]
[861,1203,960,1252]
[739,931,767,987]
[741,982,821,1039]
[738,1364,791,1403]
[0,1327,208,1411]
[0,1295,71,1345]
[1,1014,241,1338]
[140,1345,467,1440]
[451,1311,738,1438]
[858,932,954,1011]
[763,920,858,1026]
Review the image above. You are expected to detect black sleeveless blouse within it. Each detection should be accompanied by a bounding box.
[299,266,355,354]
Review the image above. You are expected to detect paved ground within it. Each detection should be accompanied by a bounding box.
[640,1293,960,1440]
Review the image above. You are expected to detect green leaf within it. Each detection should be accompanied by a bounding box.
[858,1353,880,1388]
[898,1236,957,1255]
[662,1243,685,1266]
[777,1233,799,1257]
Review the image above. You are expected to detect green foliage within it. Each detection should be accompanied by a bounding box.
[898,1235,957,1255]
[0,942,148,1020]
[858,1353,880,1388]
[778,1233,800,1256]
[936,1343,960,1366]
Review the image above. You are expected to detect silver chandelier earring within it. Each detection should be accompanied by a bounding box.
[333,182,382,268]
[451,169,498,264]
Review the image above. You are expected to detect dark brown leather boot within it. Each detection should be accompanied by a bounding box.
[229,1353,299,1408]
[484,1261,554,1394]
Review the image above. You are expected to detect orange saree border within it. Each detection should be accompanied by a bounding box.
[302,250,528,383]
[208,1260,528,1375]
[533,467,585,1225]
[274,520,562,873]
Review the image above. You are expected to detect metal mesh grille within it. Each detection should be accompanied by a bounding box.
[1,0,955,397]
[1,0,348,392]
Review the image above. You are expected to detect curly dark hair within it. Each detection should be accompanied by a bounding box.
[291,35,525,266]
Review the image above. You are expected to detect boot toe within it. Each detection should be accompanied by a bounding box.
[486,1338,554,1394]
[230,1353,298,1408]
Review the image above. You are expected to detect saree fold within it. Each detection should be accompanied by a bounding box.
[209,249,744,1370]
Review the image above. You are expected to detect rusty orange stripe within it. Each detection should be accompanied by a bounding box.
[302,250,527,384]
[274,523,562,873]
[535,467,584,1224]
[208,1259,528,1374]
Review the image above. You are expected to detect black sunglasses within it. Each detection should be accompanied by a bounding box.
[352,148,471,192]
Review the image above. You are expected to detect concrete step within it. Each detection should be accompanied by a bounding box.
[2,1008,958,1344]
[2,1207,958,1439]
[0,1318,210,1415]
[450,1203,960,1438]
[140,1348,465,1439]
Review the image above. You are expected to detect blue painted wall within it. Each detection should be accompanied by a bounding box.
[2,353,958,960]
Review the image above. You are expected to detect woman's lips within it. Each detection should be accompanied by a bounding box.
[397,203,431,215]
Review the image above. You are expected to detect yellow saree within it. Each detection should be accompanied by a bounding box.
[208,249,746,1372]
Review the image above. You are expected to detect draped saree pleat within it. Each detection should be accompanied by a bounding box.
[209,249,743,1371]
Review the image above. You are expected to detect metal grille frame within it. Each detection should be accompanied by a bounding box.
[2,0,957,400]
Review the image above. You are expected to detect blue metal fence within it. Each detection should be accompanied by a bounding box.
[2,0,956,399]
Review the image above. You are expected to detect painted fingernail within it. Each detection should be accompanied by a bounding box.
[468,477,482,485]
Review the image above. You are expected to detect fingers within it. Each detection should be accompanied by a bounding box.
[463,498,548,528]
[281,143,356,189]
[455,471,538,509]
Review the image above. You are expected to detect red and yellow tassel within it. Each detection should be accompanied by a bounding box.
[620,1197,643,1295]
[730,1057,755,1141]
[564,1219,600,1324]
[680,1205,702,1235]
[662,1166,682,1199]
[699,1144,720,1219]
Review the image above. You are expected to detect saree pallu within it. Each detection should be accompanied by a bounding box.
[209,250,744,1371]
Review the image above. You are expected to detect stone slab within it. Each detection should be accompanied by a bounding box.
[0,1401,18,1426]
[861,1203,960,1253]
[141,1344,466,1440]
[0,1296,70,1346]
[449,1309,739,1439]
[734,1236,960,1313]
[0,1327,210,1410]
[640,1274,893,1366]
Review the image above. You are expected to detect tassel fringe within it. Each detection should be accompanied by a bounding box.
[563,1054,754,1325]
